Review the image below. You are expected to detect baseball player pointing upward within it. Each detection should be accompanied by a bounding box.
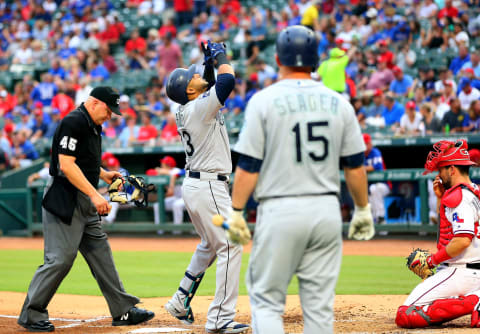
[165,42,249,333]
[226,25,375,334]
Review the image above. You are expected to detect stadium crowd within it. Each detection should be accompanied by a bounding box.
[1,0,480,173]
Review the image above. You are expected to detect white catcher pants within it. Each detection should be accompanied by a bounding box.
[403,265,480,307]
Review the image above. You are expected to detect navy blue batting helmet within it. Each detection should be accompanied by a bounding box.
[166,65,198,105]
[276,25,319,70]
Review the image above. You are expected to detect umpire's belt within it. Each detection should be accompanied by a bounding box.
[444,262,480,270]
[186,170,229,182]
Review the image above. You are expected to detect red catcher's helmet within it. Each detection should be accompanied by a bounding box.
[423,139,476,175]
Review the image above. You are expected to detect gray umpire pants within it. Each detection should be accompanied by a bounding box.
[18,189,139,326]
[247,195,343,334]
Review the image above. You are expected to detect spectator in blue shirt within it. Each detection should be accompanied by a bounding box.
[30,73,58,107]
[11,129,39,168]
[45,108,61,138]
[224,90,245,115]
[334,0,351,22]
[449,45,470,75]
[363,133,390,225]
[392,21,410,42]
[390,66,413,97]
[382,94,405,127]
[461,51,480,77]
[48,58,66,80]
[88,57,110,81]
[30,108,50,143]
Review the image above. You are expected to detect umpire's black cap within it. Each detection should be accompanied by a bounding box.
[90,86,121,115]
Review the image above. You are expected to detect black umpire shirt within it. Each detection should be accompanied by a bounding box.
[49,103,102,187]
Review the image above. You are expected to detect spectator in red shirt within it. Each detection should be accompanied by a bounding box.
[160,113,179,144]
[137,113,158,145]
[0,90,12,116]
[158,17,177,38]
[99,43,118,73]
[377,39,395,69]
[157,32,183,74]
[119,95,138,119]
[51,85,75,119]
[437,0,458,21]
[125,29,147,56]
[174,0,193,26]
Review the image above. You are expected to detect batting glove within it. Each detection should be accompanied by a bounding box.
[207,41,226,59]
[348,204,375,241]
[200,41,214,66]
[226,209,251,245]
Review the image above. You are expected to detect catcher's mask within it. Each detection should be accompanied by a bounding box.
[423,139,476,175]
[108,175,157,208]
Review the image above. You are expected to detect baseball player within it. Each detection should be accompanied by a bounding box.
[397,139,480,329]
[226,25,375,334]
[18,87,154,332]
[363,133,390,224]
[164,41,249,333]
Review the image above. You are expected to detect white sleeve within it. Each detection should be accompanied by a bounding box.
[193,86,223,123]
[340,101,366,157]
[234,94,265,160]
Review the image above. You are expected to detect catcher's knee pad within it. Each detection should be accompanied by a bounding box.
[396,295,479,329]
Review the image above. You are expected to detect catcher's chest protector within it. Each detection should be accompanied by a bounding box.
[438,183,480,249]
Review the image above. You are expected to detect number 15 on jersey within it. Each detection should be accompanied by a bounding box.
[291,121,329,163]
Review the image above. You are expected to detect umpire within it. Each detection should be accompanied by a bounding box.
[18,87,154,332]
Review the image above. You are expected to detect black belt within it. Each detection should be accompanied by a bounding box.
[445,263,480,269]
[188,171,228,182]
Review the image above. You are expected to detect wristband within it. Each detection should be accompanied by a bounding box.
[431,247,451,265]
[232,206,243,212]
[215,53,230,68]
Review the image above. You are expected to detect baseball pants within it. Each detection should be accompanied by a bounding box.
[247,195,343,334]
[18,189,139,326]
[369,182,390,221]
[181,177,243,331]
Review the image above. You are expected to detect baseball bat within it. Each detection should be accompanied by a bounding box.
[212,214,230,230]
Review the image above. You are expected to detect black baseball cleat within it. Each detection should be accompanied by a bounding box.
[21,320,55,332]
[112,306,155,326]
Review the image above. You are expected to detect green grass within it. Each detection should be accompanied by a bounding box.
[0,251,419,297]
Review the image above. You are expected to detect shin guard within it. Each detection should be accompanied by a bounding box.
[396,295,479,328]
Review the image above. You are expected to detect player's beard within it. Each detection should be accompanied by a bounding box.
[442,175,452,189]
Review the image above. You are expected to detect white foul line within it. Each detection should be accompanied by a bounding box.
[0,314,109,328]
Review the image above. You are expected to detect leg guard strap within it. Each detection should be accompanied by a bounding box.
[179,271,205,308]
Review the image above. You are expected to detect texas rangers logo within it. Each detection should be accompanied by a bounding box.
[452,212,464,223]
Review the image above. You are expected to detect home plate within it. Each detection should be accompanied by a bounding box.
[129,328,191,333]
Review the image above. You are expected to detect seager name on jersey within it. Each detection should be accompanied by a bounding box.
[273,93,339,115]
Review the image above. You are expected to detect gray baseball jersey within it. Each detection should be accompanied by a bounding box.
[235,78,365,334]
[235,79,365,200]
[175,87,232,174]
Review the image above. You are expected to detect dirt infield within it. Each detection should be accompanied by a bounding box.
[1,237,477,333]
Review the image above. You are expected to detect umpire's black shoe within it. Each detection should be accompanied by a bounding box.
[112,306,155,326]
[21,320,55,332]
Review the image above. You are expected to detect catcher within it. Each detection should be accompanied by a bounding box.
[397,139,480,328]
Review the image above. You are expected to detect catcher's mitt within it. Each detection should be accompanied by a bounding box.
[406,248,435,279]
[108,176,157,208]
